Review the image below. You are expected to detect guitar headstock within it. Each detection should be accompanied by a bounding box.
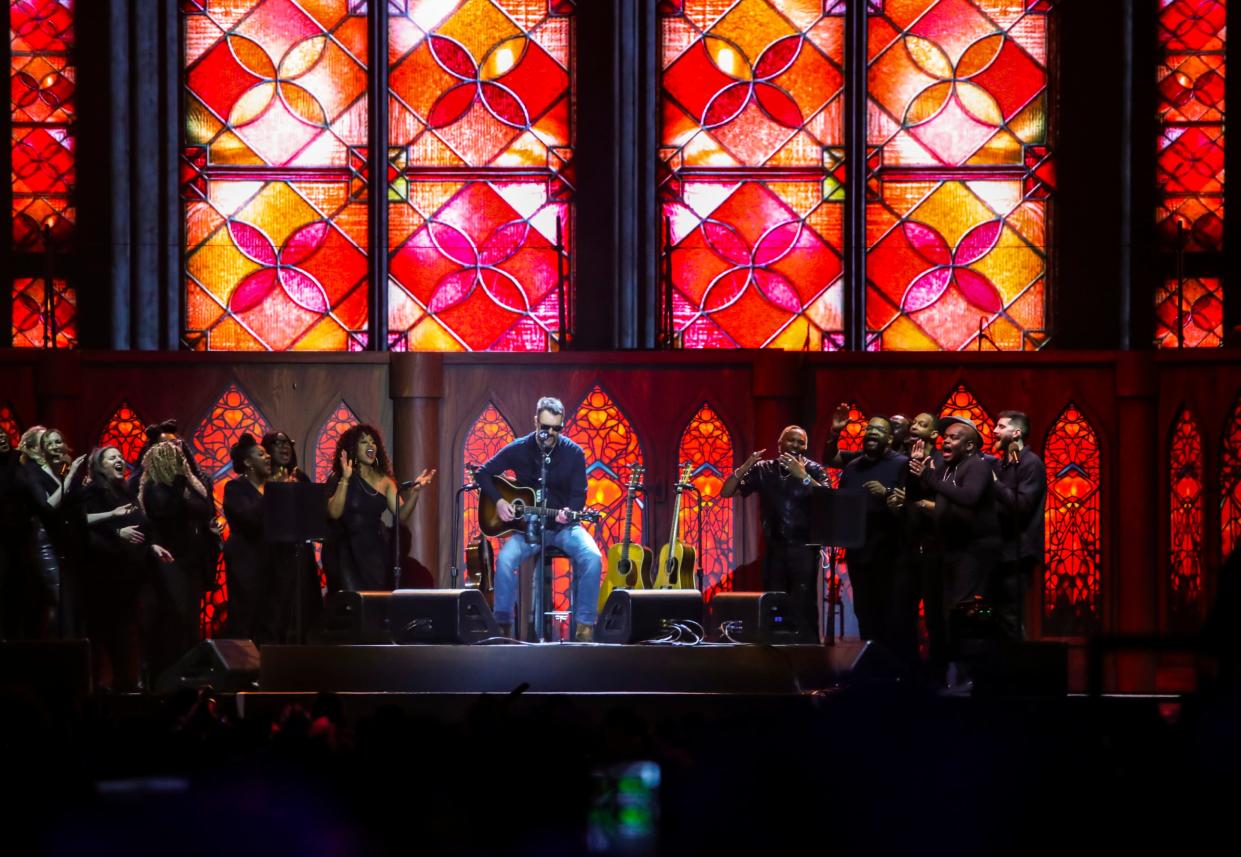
[627,464,645,490]
[678,462,693,485]
[578,508,603,524]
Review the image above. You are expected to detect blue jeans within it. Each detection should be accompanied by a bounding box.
[493,525,602,627]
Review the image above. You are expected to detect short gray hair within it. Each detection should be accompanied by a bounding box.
[535,397,565,418]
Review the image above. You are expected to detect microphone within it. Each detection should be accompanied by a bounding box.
[537,429,552,443]
[399,480,415,491]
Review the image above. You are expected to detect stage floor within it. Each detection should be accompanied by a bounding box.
[257,641,874,695]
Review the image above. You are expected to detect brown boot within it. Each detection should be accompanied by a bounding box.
[574,623,594,642]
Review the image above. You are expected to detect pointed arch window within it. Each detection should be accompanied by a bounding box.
[312,400,361,483]
[937,382,995,452]
[1168,407,1205,627]
[97,401,147,466]
[677,403,735,597]
[461,402,516,558]
[1221,394,1241,560]
[1043,403,1102,636]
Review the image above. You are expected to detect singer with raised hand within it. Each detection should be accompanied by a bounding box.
[474,396,602,641]
[323,424,435,593]
[721,425,828,642]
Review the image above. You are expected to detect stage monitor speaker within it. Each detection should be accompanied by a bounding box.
[707,592,801,644]
[316,591,395,644]
[388,589,500,644]
[597,590,704,644]
[155,639,260,693]
[962,640,1069,697]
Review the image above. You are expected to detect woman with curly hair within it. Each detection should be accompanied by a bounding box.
[139,441,218,678]
[324,424,434,592]
[14,426,86,636]
[81,445,173,690]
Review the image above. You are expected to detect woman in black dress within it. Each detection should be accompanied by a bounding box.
[261,430,322,640]
[14,426,85,637]
[324,424,434,592]
[222,433,276,642]
[81,445,173,690]
[139,441,218,678]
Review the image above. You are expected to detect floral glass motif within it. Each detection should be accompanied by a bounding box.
[1168,408,1204,628]
[313,400,360,483]
[98,401,147,466]
[1221,394,1241,560]
[0,403,22,446]
[660,1,846,350]
[184,0,369,351]
[461,402,515,560]
[387,0,574,352]
[11,0,75,252]
[1043,403,1102,636]
[1157,0,1225,253]
[937,382,995,453]
[1156,277,1224,348]
[191,384,272,636]
[559,387,644,612]
[867,1,1051,351]
[678,404,735,599]
[11,276,74,348]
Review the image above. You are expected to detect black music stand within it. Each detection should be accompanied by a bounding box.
[807,487,867,646]
[265,482,328,643]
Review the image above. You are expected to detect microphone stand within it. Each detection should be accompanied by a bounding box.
[534,446,551,642]
[450,466,481,589]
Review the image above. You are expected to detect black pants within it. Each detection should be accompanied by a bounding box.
[763,540,820,643]
[991,556,1039,640]
[149,562,202,681]
[942,545,998,660]
[906,546,947,675]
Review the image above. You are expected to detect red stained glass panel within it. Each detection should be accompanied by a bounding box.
[937,382,995,453]
[191,384,272,636]
[678,403,735,599]
[1157,0,1226,254]
[1168,407,1204,627]
[461,402,515,559]
[184,1,369,351]
[387,1,574,352]
[660,1,845,351]
[11,276,74,348]
[313,400,360,483]
[560,387,644,611]
[10,0,76,251]
[1221,395,1241,560]
[866,1,1051,351]
[97,401,147,465]
[1043,403,1102,636]
[0,403,21,447]
[1156,277,1224,348]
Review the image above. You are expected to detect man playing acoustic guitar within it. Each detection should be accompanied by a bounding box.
[475,396,603,641]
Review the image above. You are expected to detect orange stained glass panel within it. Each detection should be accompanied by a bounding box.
[678,403,735,598]
[98,401,147,465]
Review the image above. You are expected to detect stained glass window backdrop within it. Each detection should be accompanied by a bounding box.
[461,402,515,558]
[1156,0,1225,254]
[1221,394,1241,560]
[10,0,75,253]
[559,386,644,611]
[11,275,74,347]
[1043,403,1102,636]
[313,400,360,483]
[677,403,734,598]
[1156,276,1224,348]
[97,401,147,466]
[660,0,846,349]
[387,0,574,351]
[183,0,369,351]
[1168,407,1204,627]
[937,382,995,452]
[191,384,272,636]
[867,0,1051,351]
[0,403,21,446]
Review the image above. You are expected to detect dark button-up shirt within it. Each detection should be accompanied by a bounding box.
[920,452,1001,552]
[738,457,829,544]
[991,447,1047,562]
[476,432,588,531]
[840,449,910,562]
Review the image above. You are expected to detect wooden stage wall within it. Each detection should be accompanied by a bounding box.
[3,348,1240,690]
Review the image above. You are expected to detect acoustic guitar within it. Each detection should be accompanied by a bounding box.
[477,474,601,538]
[653,463,697,590]
[599,466,652,610]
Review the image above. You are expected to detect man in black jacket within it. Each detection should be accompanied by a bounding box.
[476,396,601,641]
[909,416,1000,688]
[990,410,1046,640]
